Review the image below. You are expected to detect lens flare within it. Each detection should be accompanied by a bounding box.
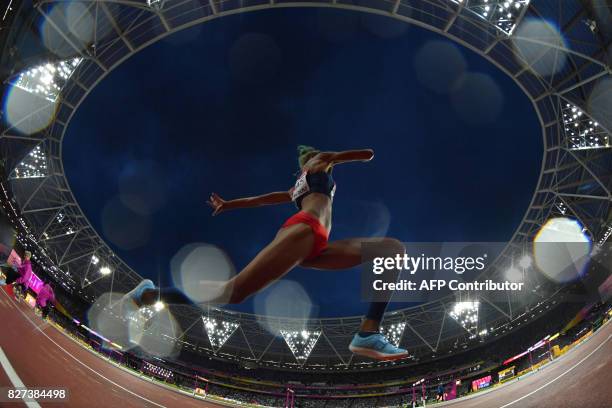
[3,86,58,134]
[505,265,522,282]
[253,280,314,335]
[118,160,168,215]
[512,18,568,77]
[128,306,182,358]
[87,292,134,350]
[65,2,95,46]
[533,217,591,283]
[101,197,152,250]
[87,292,182,357]
[414,40,467,94]
[450,72,504,125]
[171,243,236,304]
[40,4,92,58]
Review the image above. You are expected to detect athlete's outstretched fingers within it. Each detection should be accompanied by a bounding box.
[301,237,404,271]
[227,224,315,304]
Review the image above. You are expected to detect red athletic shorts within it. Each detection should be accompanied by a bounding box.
[281,211,329,260]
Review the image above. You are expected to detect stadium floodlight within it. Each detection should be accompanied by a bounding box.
[598,225,611,247]
[380,322,406,347]
[448,0,531,35]
[91,255,99,265]
[99,266,111,275]
[147,0,161,7]
[202,316,239,351]
[10,145,48,179]
[142,361,173,380]
[449,301,479,334]
[153,301,165,311]
[562,102,610,150]
[518,254,532,269]
[555,201,568,215]
[280,329,321,363]
[14,57,82,102]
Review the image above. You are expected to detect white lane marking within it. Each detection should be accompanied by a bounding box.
[0,297,15,310]
[1,290,168,408]
[499,333,611,408]
[0,347,42,408]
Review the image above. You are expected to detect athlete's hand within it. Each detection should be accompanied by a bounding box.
[207,193,227,216]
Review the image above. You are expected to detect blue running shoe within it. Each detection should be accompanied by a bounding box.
[126,279,155,305]
[119,279,155,320]
[349,333,410,361]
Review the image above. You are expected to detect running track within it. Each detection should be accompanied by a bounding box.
[1,287,611,407]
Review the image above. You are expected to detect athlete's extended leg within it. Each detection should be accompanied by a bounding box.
[301,237,409,360]
[132,224,316,308]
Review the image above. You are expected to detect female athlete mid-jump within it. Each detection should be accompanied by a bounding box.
[122,146,408,360]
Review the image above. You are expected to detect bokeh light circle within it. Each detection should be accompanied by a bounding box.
[533,217,591,283]
[450,72,504,125]
[171,243,236,304]
[87,292,134,350]
[254,280,314,335]
[128,307,182,358]
[40,4,92,58]
[88,292,182,358]
[512,18,568,77]
[101,197,152,250]
[3,86,58,135]
[118,160,168,215]
[414,40,467,94]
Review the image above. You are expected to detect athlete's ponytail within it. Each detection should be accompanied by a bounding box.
[297,145,320,168]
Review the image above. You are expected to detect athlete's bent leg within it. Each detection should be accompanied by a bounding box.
[300,237,405,330]
[301,237,409,360]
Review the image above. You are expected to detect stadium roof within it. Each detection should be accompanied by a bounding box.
[1,0,610,370]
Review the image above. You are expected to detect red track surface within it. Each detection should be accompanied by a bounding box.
[1,286,611,408]
[0,288,223,408]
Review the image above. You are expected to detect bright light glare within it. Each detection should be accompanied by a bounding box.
[505,265,522,282]
[519,255,532,269]
[449,301,479,334]
[201,316,239,350]
[280,329,321,362]
[10,145,48,179]
[562,102,609,150]
[380,322,406,347]
[534,218,591,283]
[13,57,82,102]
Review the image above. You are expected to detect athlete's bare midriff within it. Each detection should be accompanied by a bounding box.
[300,156,334,232]
[300,193,332,232]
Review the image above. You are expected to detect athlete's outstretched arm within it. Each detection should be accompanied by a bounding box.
[319,149,374,166]
[207,191,292,216]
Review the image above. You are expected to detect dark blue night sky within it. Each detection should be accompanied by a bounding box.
[63,9,541,317]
